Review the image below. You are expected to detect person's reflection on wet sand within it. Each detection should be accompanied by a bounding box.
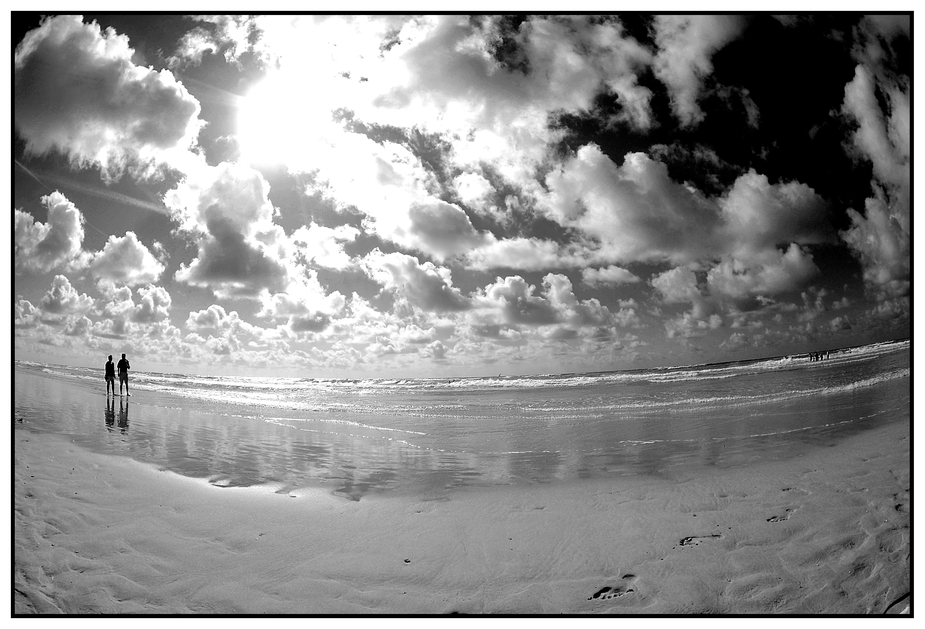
[118,398,129,434]
[105,397,115,432]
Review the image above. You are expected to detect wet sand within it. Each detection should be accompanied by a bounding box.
[14,405,910,614]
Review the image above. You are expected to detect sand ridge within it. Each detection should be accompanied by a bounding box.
[13,410,909,615]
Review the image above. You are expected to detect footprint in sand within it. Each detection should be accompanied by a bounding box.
[588,574,638,601]
[676,534,721,548]
[767,507,796,523]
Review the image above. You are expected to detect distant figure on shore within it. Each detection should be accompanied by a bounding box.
[105,355,116,396]
[118,398,129,433]
[118,353,131,396]
[105,397,115,431]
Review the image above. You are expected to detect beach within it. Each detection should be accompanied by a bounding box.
[13,346,911,614]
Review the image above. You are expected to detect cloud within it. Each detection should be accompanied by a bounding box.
[653,15,747,126]
[719,170,835,256]
[167,162,291,298]
[581,265,641,286]
[706,244,820,301]
[289,223,360,270]
[465,237,572,272]
[39,275,93,315]
[131,285,172,323]
[454,171,496,209]
[542,147,831,305]
[543,146,720,265]
[14,299,40,328]
[363,250,471,313]
[169,16,261,68]
[257,271,346,327]
[64,315,93,338]
[88,231,165,286]
[184,304,277,354]
[14,15,202,180]
[651,266,703,305]
[407,200,487,260]
[839,30,910,303]
[15,191,87,274]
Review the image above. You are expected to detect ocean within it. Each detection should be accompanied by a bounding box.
[14,340,910,501]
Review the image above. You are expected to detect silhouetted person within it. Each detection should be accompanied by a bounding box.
[118,398,129,433]
[118,353,131,396]
[105,354,116,396]
[105,397,115,431]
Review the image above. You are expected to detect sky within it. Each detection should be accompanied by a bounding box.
[12,12,912,378]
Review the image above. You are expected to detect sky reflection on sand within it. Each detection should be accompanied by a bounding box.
[14,347,909,500]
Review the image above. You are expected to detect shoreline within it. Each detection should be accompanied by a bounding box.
[14,410,910,615]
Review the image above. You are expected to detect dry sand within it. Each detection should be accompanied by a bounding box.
[13,414,910,615]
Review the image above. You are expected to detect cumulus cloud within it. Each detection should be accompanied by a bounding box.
[39,275,93,315]
[363,250,471,313]
[167,162,291,298]
[14,15,202,180]
[542,147,832,304]
[652,15,747,126]
[719,170,834,255]
[184,303,279,356]
[465,236,578,272]
[581,265,641,287]
[15,191,87,274]
[289,223,360,270]
[475,275,560,326]
[15,299,40,328]
[131,285,172,323]
[707,244,820,301]
[543,147,720,265]
[88,231,165,286]
[258,271,346,332]
[651,266,703,305]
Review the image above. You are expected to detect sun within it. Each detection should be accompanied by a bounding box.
[236,72,339,170]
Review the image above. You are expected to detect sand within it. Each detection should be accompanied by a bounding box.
[13,409,910,615]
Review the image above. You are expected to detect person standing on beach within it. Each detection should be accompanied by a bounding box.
[117,353,131,396]
[105,355,116,397]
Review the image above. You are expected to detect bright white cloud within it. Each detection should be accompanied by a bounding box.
[39,275,93,315]
[15,192,86,274]
[720,170,834,256]
[707,244,820,300]
[840,32,910,303]
[289,223,360,270]
[258,271,346,327]
[581,265,641,287]
[132,285,172,324]
[653,15,747,126]
[15,299,40,328]
[14,15,202,180]
[88,231,165,286]
[543,146,720,265]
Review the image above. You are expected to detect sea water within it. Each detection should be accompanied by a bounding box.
[14,340,910,500]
